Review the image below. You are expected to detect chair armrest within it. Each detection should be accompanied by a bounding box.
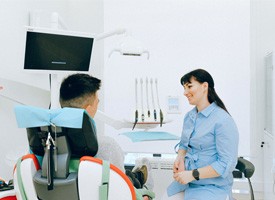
[235,157,255,179]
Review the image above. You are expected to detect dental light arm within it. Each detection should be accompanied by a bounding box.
[95,28,126,41]
[51,12,68,30]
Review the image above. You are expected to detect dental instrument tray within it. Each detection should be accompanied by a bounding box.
[134,121,166,125]
[132,77,168,130]
[124,117,171,130]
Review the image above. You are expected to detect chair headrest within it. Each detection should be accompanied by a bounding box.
[14,105,98,157]
[15,105,87,128]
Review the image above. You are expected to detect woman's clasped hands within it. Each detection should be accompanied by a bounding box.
[173,154,194,185]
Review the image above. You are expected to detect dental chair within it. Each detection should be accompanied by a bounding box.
[13,105,136,200]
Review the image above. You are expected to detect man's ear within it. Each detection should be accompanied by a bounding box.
[85,104,97,118]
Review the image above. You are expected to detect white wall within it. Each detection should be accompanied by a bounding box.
[0,0,104,180]
[103,0,250,156]
[250,0,275,194]
[0,0,253,185]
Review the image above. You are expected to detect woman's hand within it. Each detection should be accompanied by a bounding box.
[173,170,194,185]
[173,154,185,173]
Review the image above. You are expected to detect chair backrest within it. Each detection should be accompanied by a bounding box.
[14,106,98,200]
[234,157,255,200]
[26,110,98,158]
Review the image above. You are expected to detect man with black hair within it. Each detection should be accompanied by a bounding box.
[60,73,154,200]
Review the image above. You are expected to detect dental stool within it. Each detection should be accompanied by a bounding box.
[13,105,136,200]
[233,157,255,200]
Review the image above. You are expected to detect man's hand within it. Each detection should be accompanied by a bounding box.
[173,170,194,185]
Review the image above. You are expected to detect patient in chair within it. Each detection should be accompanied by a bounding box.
[59,73,154,200]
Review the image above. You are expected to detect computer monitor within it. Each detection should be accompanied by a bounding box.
[23,26,95,73]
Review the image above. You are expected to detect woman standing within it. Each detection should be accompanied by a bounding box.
[162,69,239,200]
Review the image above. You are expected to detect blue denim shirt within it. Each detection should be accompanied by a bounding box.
[167,102,239,198]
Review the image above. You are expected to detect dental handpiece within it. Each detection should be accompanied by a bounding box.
[155,78,163,126]
[159,109,163,127]
[155,78,161,109]
[133,78,138,130]
[146,77,150,118]
[150,78,157,121]
[133,110,138,130]
[140,78,145,122]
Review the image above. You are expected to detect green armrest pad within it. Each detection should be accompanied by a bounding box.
[136,188,155,199]
[99,184,108,200]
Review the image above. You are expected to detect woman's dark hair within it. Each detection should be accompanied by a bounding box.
[180,69,229,113]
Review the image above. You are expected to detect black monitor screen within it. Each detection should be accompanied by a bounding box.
[24,31,94,72]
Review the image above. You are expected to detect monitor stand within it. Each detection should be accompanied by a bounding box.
[50,74,62,109]
[49,12,67,109]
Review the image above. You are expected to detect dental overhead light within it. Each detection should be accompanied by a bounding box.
[95,28,126,41]
[109,33,150,59]
[96,29,150,59]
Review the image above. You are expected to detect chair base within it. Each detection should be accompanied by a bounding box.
[33,170,79,200]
